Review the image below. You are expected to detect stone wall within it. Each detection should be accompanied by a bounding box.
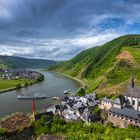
[108,113,140,128]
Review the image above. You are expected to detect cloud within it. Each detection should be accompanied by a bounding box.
[0,32,120,60]
[0,0,140,60]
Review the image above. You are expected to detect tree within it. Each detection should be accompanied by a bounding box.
[92,106,100,114]
[0,127,7,136]
[24,82,28,87]
[16,84,21,89]
[76,87,86,96]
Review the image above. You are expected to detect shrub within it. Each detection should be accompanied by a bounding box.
[36,74,44,82]
[76,87,86,96]
[92,106,100,114]
[16,84,21,89]
[0,127,7,136]
[24,82,28,87]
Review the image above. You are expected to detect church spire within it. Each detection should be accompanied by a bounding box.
[131,76,135,88]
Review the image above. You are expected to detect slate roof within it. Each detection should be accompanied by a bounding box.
[77,107,86,115]
[109,107,140,122]
[102,97,121,105]
[125,86,140,98]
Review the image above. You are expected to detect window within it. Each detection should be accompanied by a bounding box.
[133,100,135,105]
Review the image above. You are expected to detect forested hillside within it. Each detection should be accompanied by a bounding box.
[48,35,140,95]
[0,55,56,69]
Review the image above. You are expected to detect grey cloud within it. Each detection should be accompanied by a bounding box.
[0,0,140,60]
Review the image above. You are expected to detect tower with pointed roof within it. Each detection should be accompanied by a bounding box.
[125,77,140,112]
[131,76,135,88]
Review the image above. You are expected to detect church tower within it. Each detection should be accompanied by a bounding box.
[131,76,135,88]
[125,76,140,112]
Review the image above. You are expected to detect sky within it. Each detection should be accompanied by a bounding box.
[0,0,140,60]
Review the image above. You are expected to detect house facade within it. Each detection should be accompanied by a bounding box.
[99,97,121,110]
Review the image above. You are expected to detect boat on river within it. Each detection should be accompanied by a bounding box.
[64,89,72,94]
[17,93,47,100]
[52,97,60,100]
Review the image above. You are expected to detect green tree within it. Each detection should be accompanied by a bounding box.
[76,87,86,96]
[24,82,28,87]
[0,127,7,136]
[16,84,21,89]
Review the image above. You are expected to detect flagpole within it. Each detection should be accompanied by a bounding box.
[32,99,36,121]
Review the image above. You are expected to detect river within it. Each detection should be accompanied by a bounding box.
[0,71,80,117]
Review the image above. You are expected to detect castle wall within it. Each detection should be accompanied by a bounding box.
[108,113,140,128]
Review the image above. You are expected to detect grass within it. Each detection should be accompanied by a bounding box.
[122,46,140,78]
[0,64,9,69]
[0,79,29,90]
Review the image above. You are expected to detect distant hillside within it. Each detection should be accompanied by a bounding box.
[0,55,56,69]
[48,34,140,95]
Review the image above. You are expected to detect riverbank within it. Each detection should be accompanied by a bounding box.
[0,80,28,93]
[51,71,87,89]
[0,82,34,93]
[0,80,44,94]
[0,86,20,93]
[0,72,44,94]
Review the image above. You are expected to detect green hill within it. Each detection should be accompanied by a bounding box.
[48,34,140,95]
[0,55,56,69]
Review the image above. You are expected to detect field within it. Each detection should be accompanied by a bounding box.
[0,79,29,91]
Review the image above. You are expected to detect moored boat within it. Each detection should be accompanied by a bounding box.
[17,94,47,100]
[64,89,71,94]
[52,97,60,100]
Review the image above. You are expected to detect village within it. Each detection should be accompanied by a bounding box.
[45,92,98,122]
[38,77,140,128]
[1,69,41,80]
